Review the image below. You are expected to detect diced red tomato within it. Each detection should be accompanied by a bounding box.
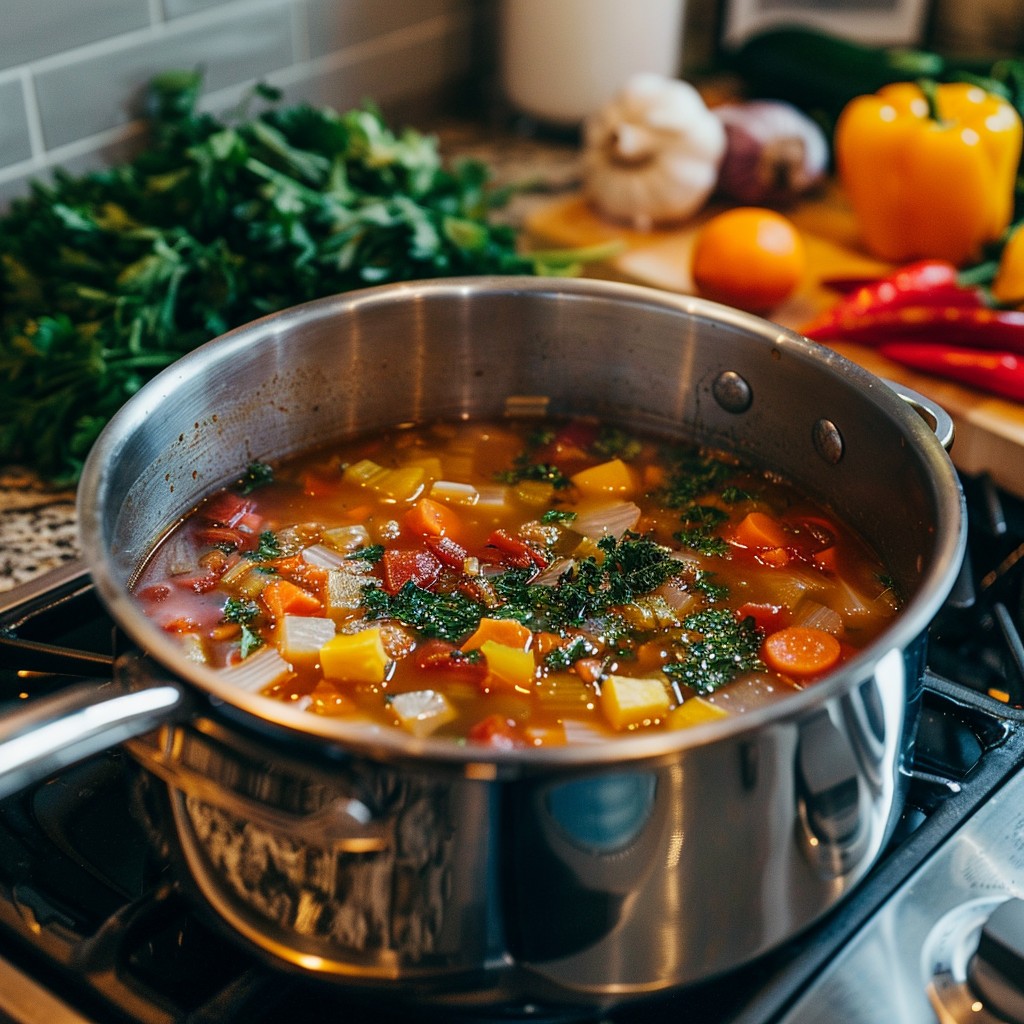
[737,602,790,634]
[415,639,488,684]
[467,713,521,749]
[201,492,253,528]
[380,548,443,594]
[425,534,470,569]
[485,529,548,569]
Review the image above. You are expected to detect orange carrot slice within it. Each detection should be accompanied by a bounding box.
[762,626,841,679]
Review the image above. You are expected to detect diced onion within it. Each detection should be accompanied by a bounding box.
[322,524,371,553]
[531,557,574,587]
[302,543,351,569]
[222,648,292,691]
[430,480,479,506]
[571,501,641,540]
[390,689,457,737]
[793,599,844,635]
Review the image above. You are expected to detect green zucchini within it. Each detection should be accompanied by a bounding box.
[726,27,946,126]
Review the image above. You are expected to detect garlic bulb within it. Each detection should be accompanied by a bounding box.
[581,73,727,229]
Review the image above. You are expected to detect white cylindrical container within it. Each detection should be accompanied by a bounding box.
[499,0,686,128]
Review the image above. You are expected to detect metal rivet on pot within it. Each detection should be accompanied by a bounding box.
[813,419,844,464]
[712,371,752,414]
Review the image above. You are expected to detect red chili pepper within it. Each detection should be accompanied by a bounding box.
[804,260,985,336]
[485,529,549,569]
[879,342,1024,403]
[804,305,1024,354]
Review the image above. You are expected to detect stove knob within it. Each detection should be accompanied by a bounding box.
[968,897,1024,1023]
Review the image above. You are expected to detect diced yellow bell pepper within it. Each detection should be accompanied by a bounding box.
[462,617,533,652]
[372,466,426,502]
[343,458,387,487]
[320,627,389,684]
[479,639,536,691]
[570,458,637,498]
[835,81,1023,266]
[600,674,670,730]
[666,696,729,730]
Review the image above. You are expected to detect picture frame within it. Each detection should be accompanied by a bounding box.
[719,0,934,51]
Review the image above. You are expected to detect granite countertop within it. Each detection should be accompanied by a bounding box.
[0,121,583,595]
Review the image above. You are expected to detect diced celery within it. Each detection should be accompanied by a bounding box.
[343,458,387,487]
[279,614,336,665]
[599,675,671,730]
[301,543,350,568]
[475,484,510,509]
[514,480,554,507]
[429,480,479,506]
[389,689,457,737]
[371,466,426,502]
[320,627,389,683]
[322,524,372,553]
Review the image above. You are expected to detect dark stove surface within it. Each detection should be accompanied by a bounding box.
[2,472,1024,1024]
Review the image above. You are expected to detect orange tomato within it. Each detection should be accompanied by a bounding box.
[691,207,806,313]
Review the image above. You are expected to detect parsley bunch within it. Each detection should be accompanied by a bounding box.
[0,72,585,483]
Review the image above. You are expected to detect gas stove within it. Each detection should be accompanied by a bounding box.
[1,471,1024,1024]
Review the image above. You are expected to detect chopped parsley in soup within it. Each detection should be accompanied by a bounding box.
[134,417,901,746]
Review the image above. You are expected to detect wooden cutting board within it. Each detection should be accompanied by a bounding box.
[526,185,1024,499]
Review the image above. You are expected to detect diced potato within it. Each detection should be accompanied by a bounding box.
[479,639,536,691]
[278,614,336,666]
[600,674,671,730]
[430,480,480,506]
[322,524,372,553]
[389,689,457,737]
[320,627,389,684]
[570,458,637,498]
[667,696,730,730]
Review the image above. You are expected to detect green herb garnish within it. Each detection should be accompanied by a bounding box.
[663,609,764,695]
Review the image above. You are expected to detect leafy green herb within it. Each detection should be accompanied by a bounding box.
[0,72,590,484]
[543,635,597,671]
[674,504,730,556]
[363,581,488,640]
[663,609,764,695]
[592,426,642,462]
[222,596,264,658]
[346,544,385,563]
[497,457,570,489]
[246,530,282,561]
[540,509,576,524]
[240,461,274,493]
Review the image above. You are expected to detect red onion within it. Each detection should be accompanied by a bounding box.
[713,100,828,207]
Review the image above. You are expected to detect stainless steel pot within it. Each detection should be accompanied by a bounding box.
[0,277,966,1010]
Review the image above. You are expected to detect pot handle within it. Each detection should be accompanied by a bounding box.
[883,379,955,452]
[0,677,186,802]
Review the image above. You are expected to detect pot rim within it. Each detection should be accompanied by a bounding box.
[77,275,968,771]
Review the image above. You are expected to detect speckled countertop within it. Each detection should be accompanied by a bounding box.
[0,122,583,595]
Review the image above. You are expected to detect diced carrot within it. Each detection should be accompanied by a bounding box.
[260,578,322,620]
[732,511,788,550]
[574,657,605,684]
[403,496,465,539]
[461,617,532,652]
[813,546,839,572]
[762,626,841,679]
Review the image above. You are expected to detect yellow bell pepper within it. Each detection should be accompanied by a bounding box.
[834,81,1022,267]
[993,223,1024,306]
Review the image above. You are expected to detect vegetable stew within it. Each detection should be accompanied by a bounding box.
[134,417,902,746]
